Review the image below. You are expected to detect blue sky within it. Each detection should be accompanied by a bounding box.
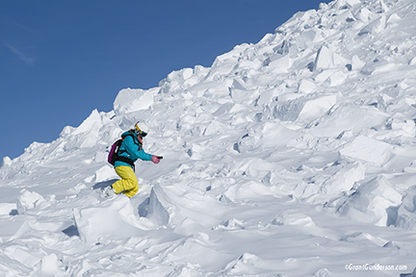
[1,0,331,160]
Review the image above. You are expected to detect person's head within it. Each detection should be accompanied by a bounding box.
[134,121,149,138]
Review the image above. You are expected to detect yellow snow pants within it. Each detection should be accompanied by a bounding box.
[112,166,139,198]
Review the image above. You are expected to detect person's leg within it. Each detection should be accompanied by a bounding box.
[112,166,139,197]
[123,184,139,198]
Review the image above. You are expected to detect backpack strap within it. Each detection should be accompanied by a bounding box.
[124,131,143,150]
[114,132,137,171]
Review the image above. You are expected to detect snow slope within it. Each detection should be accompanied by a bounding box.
[2,0,416,276]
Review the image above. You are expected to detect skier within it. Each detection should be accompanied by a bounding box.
[104,121,162,198]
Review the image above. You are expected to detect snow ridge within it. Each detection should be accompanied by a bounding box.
[2,0,416,276]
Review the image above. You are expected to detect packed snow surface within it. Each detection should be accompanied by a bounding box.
[2,0,416,276]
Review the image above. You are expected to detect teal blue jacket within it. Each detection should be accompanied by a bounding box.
[114,131,152,168]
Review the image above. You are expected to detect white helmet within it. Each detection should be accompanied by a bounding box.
[135,121,149,136]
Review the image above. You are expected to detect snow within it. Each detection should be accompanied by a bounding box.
[2,0,416,275]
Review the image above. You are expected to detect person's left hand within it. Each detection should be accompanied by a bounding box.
[151,155,161,164]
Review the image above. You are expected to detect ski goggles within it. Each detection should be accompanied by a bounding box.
[135,130,147,137]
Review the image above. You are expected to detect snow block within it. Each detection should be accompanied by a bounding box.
[340,136,392,166]
[352,55,366,70]
[182,68,193,80]
[314,45,334,70]
[269,54,291,73]
[74,197,147,243]
[138,186,170,226]
[273,99,306,122]
[334,0,361,8]
[0,203,17,215]
[33,253,61,277]
[297,79,316,94]
[203,120,226,136]
[213,102,235,117]
[94,165,117,183]
[160,66,208,91]
[315,69,347,86]
[223,253,261,275]
[308,105,389,138]
[271,94,337,123]
[261,122,301,148]
[1,156,12,167]
[16,190,45,215]
[337,176,402,226]
[358,15,387,36]
[296,29,323,48]
[321,162,365,194]
[394,185,416,230]
[298,94,337,122]
[229,87,258,104]
[254,88,278,107]
[4,245,42,268]
[274,212,316,227]
[113,87,156,115]
[357,7,372,23]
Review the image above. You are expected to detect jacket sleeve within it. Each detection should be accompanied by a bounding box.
[123,135,153,161]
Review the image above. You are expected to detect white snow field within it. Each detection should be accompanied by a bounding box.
[2,0,416,276]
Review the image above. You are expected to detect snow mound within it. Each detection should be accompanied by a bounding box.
[74,196,147,243]
[337,176,402,226]
[113,87,158,115]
